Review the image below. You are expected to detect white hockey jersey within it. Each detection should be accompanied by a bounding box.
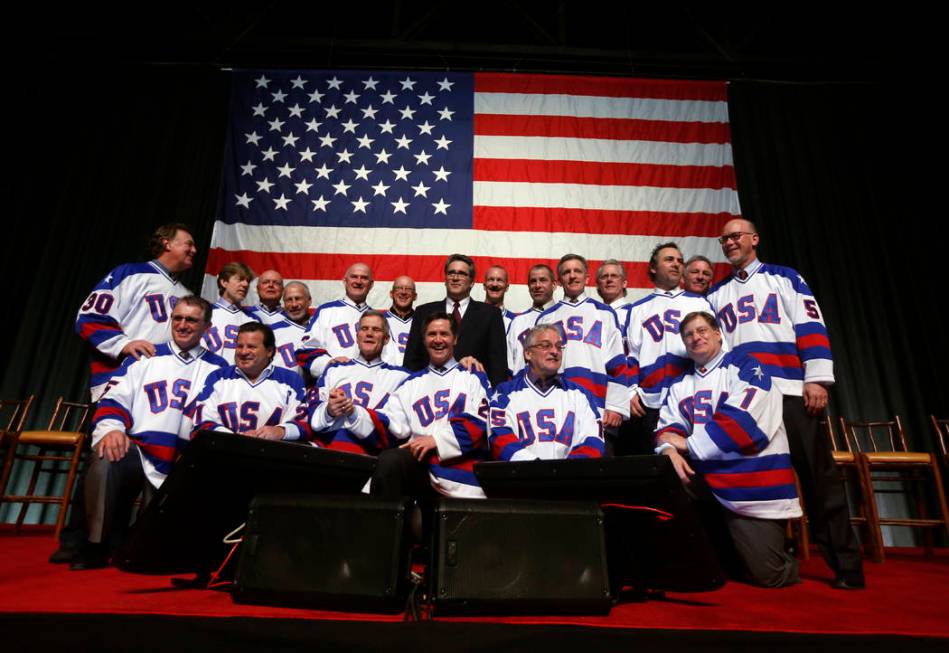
[202,300,259,365]
[626,289,717,409]
[296,297,370,380]
[309,355,410,455]
[381,310,413,367]
[345,361,490,498]
[488,372,604,461]
[91,342,228,487]
[656,349,802,519]
[76,260,190,400]
[192,364,310,441]
[531,294,632,418]
[246,303,286,325]
[706,259,834,397]
[270,318,307,375]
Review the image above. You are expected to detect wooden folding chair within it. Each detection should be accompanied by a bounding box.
[840,415,949,562]
[0,395,37,500]
[0,397,92,538]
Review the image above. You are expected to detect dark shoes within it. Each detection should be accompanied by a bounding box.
[69,542,110,571]
[832,571,866,590]
[48,547,79,564]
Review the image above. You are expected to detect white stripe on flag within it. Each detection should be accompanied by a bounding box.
[474,93,729,123]
[473,135,733,167]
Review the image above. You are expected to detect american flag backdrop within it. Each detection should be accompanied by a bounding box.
[203,69,739,309]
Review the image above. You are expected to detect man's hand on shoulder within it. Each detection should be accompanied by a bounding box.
[458,356,485,374]
[121,339,156,360]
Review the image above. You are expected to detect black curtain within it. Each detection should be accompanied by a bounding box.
[728,80,946,448]
[2,65,230,426]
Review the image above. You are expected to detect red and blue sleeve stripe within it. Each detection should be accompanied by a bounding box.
[692,453,797,502]
[638,354,690,394]
[569,437,604,459]
[489,426,525,461]
[449,411,487,454]
[794,322,833,362]
[92,400,132,431]
[295,345,329,376]
[364,408,392,449]
[706,404,770,455]
[732,342,803,382]
[606,353,634,387]
[76,314,124,347]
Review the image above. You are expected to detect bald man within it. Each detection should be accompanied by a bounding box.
[483,265,516,331]
[297,263,373,382]
[383,275,417,366]
[248,269,286,324]
[706,218,864,590]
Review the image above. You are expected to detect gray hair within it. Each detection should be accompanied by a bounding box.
[360,309,391,339]
[524,323,563,350]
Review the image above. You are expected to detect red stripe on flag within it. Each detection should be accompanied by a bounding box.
[475,73,728,101]
[704,468,796,490]
[472,206,736,237]
[473,158,736,190]
[208,248,732,288]
[474,114,731,144]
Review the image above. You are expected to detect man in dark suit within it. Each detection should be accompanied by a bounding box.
[403,254,507,386]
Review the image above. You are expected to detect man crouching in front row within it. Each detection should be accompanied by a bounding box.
[654,311,802,588]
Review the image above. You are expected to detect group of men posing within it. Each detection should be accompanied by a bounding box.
[58,219,865,591]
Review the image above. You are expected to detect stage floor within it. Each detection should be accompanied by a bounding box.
[2,532,948,641]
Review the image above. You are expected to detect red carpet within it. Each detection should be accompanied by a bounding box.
[2,532,947,638]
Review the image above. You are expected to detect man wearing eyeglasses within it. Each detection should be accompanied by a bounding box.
[489,324,604,461]
[382,275,417,366]
[403,254,507,386]
[706,218,865,590]
[67,297,228,570]
[655,311,801,588]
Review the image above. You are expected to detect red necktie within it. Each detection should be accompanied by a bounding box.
[452,301,462,328]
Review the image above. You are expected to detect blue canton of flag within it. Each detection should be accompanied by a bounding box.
[220,70,474,230]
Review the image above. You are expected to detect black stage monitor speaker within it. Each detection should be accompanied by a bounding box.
[115,431,376,575]
[431,498,611,615]
[233,494,413,612]
[475,456,726,594]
